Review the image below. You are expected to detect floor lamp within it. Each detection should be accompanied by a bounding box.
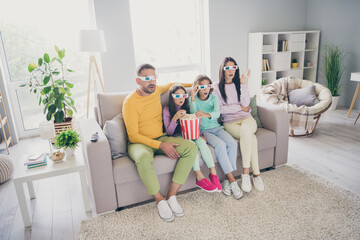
[79,30,107,118]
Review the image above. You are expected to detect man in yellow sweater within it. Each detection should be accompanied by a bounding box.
[122,64,197,222]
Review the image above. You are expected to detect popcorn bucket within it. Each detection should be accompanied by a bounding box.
[179,115,201,140]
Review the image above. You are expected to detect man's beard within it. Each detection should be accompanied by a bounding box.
[142,84,156,94]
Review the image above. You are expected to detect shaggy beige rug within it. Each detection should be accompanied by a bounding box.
[78,166,360,239]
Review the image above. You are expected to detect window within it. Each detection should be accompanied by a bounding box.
[0,0,93,137]
[129,0,210,84]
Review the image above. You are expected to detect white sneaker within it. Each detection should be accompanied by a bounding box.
[230,181,243,199]
[252,176,264,191]
[167,196,184,217]
[222,180,231,196]
[157,200,174,222]
[241,174,252,192]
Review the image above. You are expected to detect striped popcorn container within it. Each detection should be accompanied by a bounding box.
[179,115,201,140]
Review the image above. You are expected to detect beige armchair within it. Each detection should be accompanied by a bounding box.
[258,77,332,137]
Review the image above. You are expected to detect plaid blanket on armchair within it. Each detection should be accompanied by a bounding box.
[257,76,316,131]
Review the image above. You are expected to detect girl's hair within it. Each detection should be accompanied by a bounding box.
[192,74,214,98]
[218,57,241,103]
[168,84,190,117]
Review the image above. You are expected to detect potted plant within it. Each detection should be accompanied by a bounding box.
[291,58,298,69]
[54,129,81,156]
[261,77,267,86]
[21,45,76,129]
[322,43,345,110]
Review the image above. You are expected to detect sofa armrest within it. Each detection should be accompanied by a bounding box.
[79,118,117,214]
[257,104,289,167]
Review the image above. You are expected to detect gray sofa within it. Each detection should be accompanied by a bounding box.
[79,90,289,214]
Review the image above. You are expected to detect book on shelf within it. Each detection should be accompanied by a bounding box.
[278,40,288,52]
[262,59,266,71]
[262,59,270,71]
[27,156,47,169]
[24,152,46,166]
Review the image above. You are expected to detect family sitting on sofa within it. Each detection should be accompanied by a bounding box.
[122,57,264,222]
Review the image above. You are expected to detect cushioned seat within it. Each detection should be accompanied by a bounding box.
[79,88,290,214]
[113,127,276,186]
[258,76,332,136]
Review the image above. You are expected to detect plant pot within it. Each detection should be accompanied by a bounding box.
[54,117,73,135]
[65,147,75,156]
[328,96,340,110]
[291,63,298,69]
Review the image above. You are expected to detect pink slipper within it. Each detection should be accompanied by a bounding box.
[209,174,222,192]
[196,178,217,192]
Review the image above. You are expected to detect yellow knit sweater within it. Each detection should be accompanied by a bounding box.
[122,83,191,149]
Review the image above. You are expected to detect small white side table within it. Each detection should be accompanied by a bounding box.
[13,149,91,227]
[347,72,360,118]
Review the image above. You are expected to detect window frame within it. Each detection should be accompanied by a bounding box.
[130,0,210,84]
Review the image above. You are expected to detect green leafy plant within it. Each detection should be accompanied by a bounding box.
[54,129,81,150]
[21,45,76,123]
[322,43,344,96]
[292,58,297,63]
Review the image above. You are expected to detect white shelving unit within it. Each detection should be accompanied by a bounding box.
[248,30,320,96]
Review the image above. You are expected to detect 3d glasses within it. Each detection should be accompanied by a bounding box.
[137,75,158,81]
[198,84,213,89]
[172,93,189,99]
[223,65,239,71]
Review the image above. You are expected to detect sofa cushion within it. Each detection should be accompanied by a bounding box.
[288,85,320,107]
[250,95,263,128]
[97,92,130,128]
[255,128,276,151]
[113,155,177,184]
[103,113,128,159]
[113,128,276,185]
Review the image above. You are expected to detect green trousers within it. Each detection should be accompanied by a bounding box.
[128,135,197,195]
[192,137,215,171]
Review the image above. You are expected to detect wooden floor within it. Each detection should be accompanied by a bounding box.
[0,108,359,240]
[287,108,360,196]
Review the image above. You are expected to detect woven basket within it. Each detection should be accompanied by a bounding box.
[54,117,73,135]
[0,155,14,184]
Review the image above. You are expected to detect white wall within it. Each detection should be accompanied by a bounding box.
[306,0,360,109]
[93,0,360,109]
[93,0,136,93]
[209,0,307,81]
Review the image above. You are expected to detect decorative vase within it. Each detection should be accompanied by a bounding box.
[291,63,298,69]
[65,147,75,156]
[328,96,340,110]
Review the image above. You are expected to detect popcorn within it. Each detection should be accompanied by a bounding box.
[179,114,201,140]
[180,114,197,120]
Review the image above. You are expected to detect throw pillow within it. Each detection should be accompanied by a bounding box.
[103,113,128,160]
[250,95,263,128]
[288,85,320,107]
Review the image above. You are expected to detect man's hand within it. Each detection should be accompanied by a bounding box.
[172,109,186,122]
[159,142,180,159]
[241,105,251,112]
[240,69,251,84]
[195,111,211,118]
